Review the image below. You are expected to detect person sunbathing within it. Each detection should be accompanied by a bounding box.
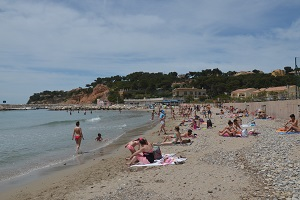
[284,114,299,132]
[155,126,183,145]
[162,129,195,142]
[126,138,154,166]
[190,118,199,130]
[125,138,141,160]
[233,119,242,136]
[277,114,298,132]
[219,120,236,137]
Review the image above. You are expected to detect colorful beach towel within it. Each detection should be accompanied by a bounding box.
[277,131,300,135]
[130,154,187,167]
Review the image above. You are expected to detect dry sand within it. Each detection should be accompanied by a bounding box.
[1,106,299,200]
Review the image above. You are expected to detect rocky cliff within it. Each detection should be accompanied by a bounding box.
[27,84,110,104]
[65,84,109,104]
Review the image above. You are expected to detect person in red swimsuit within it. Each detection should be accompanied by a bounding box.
[72,121,84,153]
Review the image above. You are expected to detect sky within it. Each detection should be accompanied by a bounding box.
[1,0,300,104]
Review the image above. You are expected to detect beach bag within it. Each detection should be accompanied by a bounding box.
[242,129,248,137]
[152,146,162,160]
[207,119,212,128]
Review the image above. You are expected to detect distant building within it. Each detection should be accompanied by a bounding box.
[173,87,207,99]
[231,85,297,100]
[124,97,182,107]
[234,71,254,76]
[171,82,185,88]
[271,69,285,77]
[231,88,257,98]
[234,70,265,76]
[97,99,110,107]
[264,85,297,99]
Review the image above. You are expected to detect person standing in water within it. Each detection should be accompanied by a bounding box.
[72,121,84,153]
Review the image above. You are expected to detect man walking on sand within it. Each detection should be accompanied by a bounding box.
[72,121,84,153]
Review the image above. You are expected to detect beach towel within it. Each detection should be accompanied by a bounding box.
[241,123,256,128]
[130,154,187,167]
[277,131,300,135]
[153,140,194,146]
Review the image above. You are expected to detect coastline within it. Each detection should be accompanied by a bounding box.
[2,106,300,199]
[1,108,158,199]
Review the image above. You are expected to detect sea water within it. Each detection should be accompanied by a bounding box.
[0,109,152,182]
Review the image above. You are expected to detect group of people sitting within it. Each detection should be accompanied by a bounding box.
[125,126,196,166]
[157,126,196,145]
[125,137,154,166]
[219,118,243,137]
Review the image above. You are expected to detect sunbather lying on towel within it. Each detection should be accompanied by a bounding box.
[154,126,193,145]
[162,129,196,141]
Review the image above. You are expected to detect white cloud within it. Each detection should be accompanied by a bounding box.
[0,0,300,103]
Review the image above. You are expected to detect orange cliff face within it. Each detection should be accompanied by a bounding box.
[65,84,110,104]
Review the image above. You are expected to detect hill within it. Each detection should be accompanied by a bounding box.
[27,68,297,104]
[27,84,109,104]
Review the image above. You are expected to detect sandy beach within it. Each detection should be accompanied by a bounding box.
[2,106,300,200]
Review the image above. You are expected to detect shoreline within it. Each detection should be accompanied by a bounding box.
[1,106,300,199]
[0,109,158,197]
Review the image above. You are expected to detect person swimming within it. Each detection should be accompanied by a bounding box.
[95,133,103,141]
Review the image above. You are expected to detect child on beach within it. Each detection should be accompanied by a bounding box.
[125,138,141,159]
[126,138,154,166]
[95,133,103,141]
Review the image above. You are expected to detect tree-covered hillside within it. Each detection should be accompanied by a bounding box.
[28,68,297,104]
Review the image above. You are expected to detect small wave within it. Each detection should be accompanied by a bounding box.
[118,124,127,128]
[0,157,73,182]
[86,117,101,122]
[0,119,78,131]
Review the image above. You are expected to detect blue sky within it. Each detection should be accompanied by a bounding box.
[1,0,300,104]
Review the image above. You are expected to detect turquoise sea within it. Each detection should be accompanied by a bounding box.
[0,109,153,185]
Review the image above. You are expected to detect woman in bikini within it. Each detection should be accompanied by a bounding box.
[163,129,195,142]
[155,126,184,146]
[233,118,242,137]
[72,121,84,153]
[126,138,154,166]
[284,114,299,132]
[219,120,236,137]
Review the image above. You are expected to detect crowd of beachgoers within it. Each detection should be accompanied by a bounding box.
[2,103,300,200]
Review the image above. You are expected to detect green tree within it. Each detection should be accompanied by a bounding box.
[284,66,293,74]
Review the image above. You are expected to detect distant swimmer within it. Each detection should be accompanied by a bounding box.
[72,121,84,153]
[95,133,103,141]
